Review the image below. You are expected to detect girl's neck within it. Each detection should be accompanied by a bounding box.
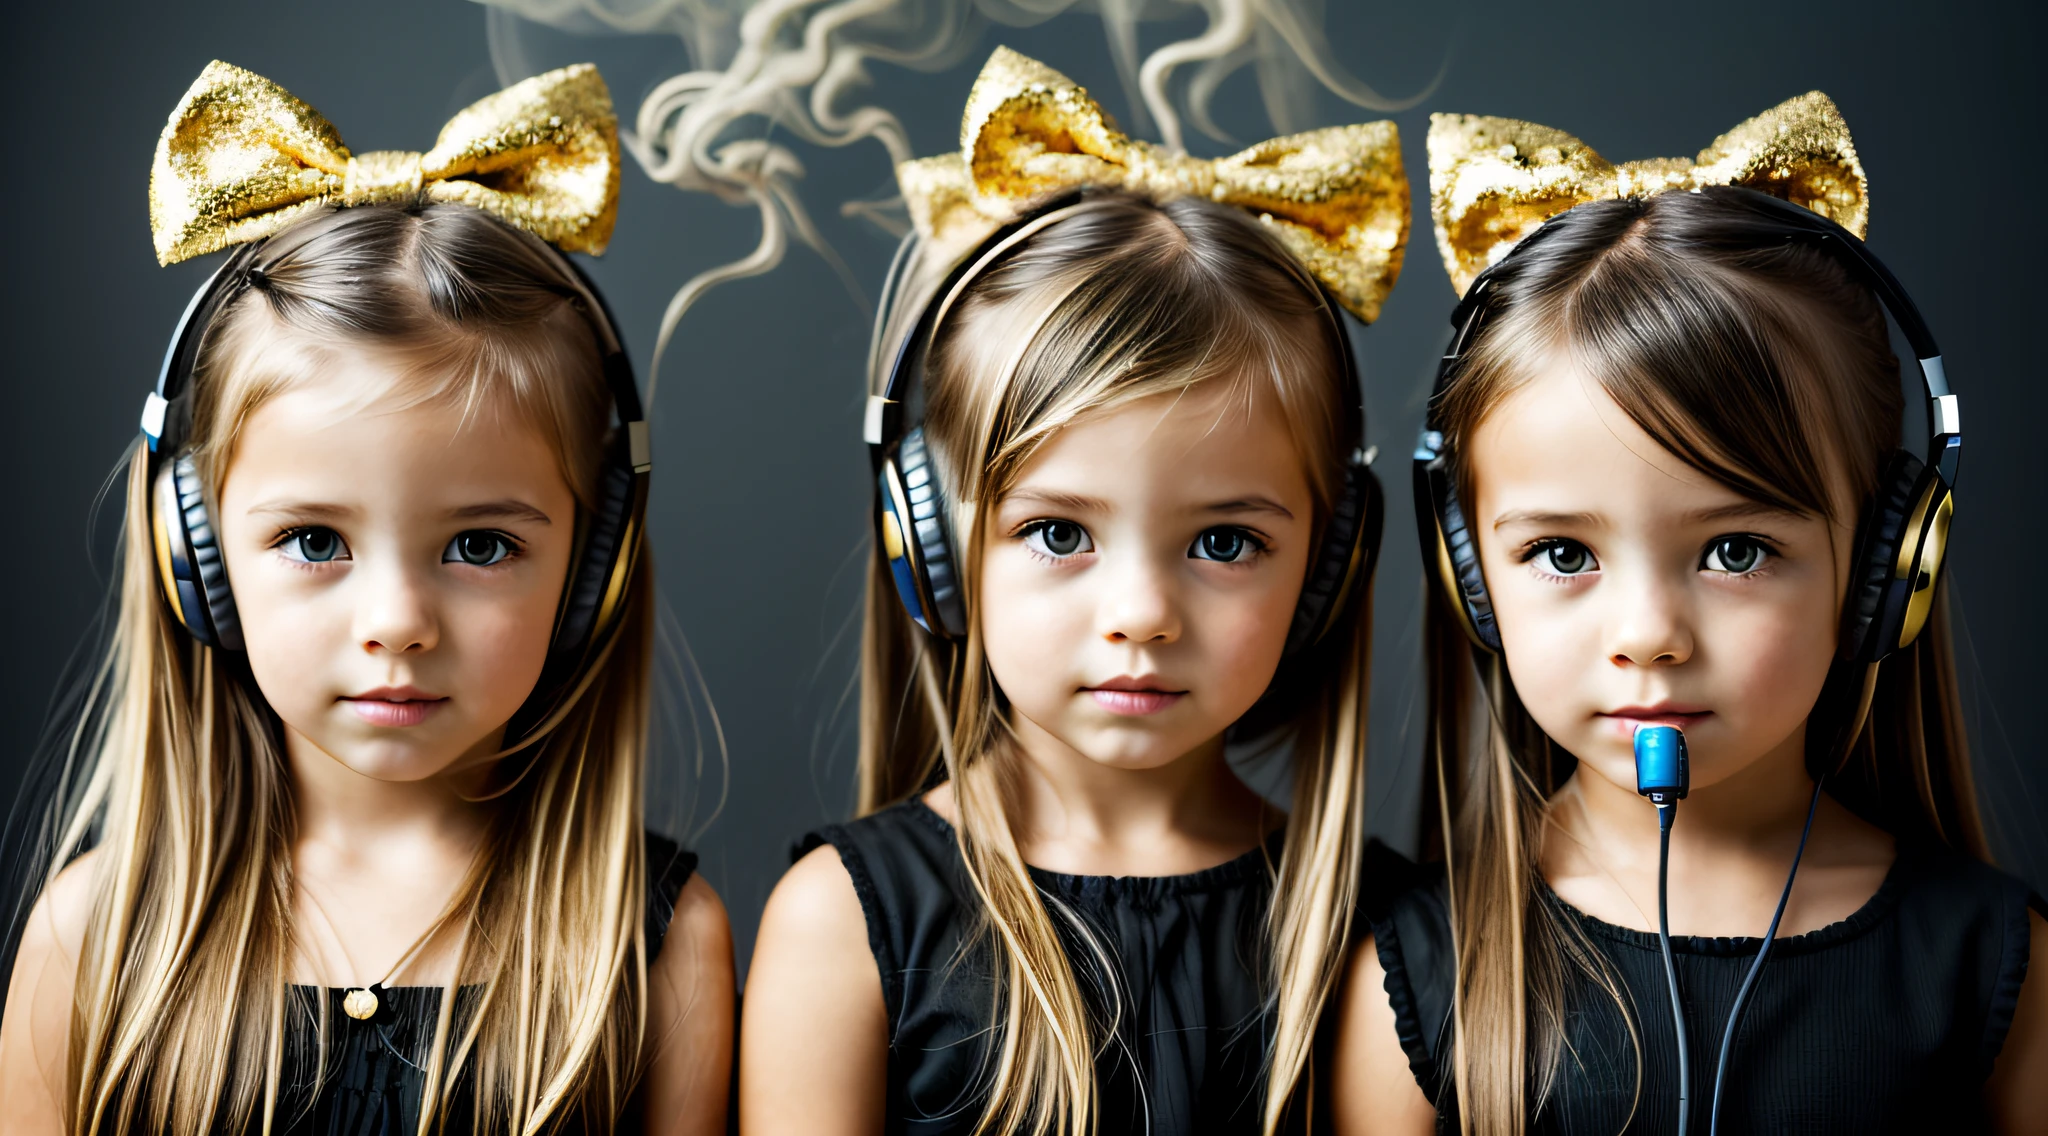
[284,727,495,987]
[941,713,1271,878]
[1543,727,1896,938]
[285,726,493,859]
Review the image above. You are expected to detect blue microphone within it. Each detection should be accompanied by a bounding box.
[1637,723,1692,1134]
[1635,724,1689,805]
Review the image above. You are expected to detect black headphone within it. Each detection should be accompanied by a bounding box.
[141,230,651,663]
[1415,189,1959,665]
[865,198,1383,654]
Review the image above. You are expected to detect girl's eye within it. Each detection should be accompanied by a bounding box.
[445,531,518,567]
[279,527,349,564]
[1189,527,1263,563]
[1022,520,1093,559]
[1702,536,1769,575]
[1532,539,1596,576]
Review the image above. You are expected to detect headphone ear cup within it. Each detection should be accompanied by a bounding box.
[555,454,644,657]
[876,456,934,635]
[1846,450,1949,662]
[1286,460,1383,655]
[886,428,966,638]
[153,454,241,650]
[1420,456,1499,652]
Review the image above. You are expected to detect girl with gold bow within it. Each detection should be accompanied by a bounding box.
[0,62,734,1135]
[1328,98,2048,1133]
[739,48,1406,1136]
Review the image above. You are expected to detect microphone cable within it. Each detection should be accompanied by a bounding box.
[1654,799,1691,1136]
[1706,776,1825,1136]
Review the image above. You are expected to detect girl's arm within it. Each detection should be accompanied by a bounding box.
[1328,934,1437,1136]
[1987,910,2048,1129]
[738,845,887,1136]
[0,851,98,1135]
[641,874,736,1136]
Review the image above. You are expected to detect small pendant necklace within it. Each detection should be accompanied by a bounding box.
[341,918,448,1023]
[299,882,451,1024]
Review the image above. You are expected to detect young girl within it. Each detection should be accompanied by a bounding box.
[1331,99,2048,1133]
[738,49,1406,1136]
[0,62,733,1134]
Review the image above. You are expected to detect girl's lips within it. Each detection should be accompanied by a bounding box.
[1088,689,1185,716]
[1599,710,1711,738]
[343,697,447,728]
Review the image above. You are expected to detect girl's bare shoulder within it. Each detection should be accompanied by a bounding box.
[17,847,100,968]
[1,848,103,1131]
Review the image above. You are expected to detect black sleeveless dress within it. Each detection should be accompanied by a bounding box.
[801,798,1280,1135]
[1361,840,2039,1134]
[268,832,698,1135]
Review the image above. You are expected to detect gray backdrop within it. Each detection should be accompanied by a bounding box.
[3,0,2040,977]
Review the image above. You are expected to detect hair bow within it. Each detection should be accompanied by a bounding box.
[150,61,619,266]
[897,47,1409,323]
[1427,92,1867,297]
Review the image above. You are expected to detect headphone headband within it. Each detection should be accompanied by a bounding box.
[866,196,1369,458]
[1420,191,1960,485]
[143,231,649,473]
[864,197,1100,457]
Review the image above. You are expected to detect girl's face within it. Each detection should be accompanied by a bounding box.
[1467,361,1856,793]
[216,351,579,783]
[978,381,1317,771]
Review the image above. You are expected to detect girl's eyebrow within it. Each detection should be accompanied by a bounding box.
[1493,508,1601,531]
[1001,490,1295,521]
[1683,500,1803,524]
[1003,489,1110,514]
[245,500,354,522]
[1199,496,1294,520]
[448,500,554,526]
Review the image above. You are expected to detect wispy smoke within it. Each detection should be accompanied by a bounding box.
[475,0,1437,405]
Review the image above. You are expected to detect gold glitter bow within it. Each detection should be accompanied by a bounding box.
[150,61,619,266]
[897,47,1409,323]
[1427,92,1867,296]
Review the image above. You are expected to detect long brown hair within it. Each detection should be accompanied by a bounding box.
[1420,188,1983,1133]
[46,204,659,1135]
[858,192,1373,1135]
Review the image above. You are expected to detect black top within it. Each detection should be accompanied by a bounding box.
[802,798,1280,1135]
[1363,840,2040,1134]
[267,832,697,1136]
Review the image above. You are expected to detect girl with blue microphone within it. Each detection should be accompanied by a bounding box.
[1328,97,2046,1133]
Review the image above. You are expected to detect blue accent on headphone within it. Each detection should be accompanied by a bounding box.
[1635,725,1690,805]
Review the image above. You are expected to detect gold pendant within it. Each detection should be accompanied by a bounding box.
[342,987,380,1021]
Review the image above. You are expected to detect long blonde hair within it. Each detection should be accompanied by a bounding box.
[39,204,659,1136]
[1419,189,1984,1134]
[858,192,1373,1136]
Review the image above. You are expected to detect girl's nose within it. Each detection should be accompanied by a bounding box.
[1607,573,1693,667]
[1101,554,1182,646]
[355,563,440,655]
